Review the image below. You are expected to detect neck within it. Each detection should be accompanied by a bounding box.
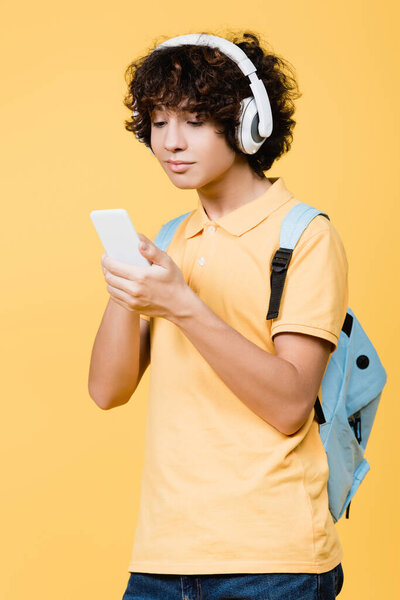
[196,155,272,220]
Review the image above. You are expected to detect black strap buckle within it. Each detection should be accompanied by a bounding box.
[348,411,362,444]
[271,248,293,272]
[314,395,326,424]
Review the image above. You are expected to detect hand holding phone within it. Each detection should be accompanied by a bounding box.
[91,207,192,319]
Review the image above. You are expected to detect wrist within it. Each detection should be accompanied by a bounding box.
[109,296,139,318]
[168,284,200,325]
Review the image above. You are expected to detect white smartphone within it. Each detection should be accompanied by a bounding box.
[90,209,151,266]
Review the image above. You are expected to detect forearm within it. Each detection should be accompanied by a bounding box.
[169,287,306,435]
[88,297,140,409]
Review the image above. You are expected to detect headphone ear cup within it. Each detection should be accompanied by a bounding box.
[236,97,268,155]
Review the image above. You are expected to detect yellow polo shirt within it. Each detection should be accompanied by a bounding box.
[129,177,348,575]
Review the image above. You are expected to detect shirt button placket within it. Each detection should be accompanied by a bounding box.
[195,223,216,286]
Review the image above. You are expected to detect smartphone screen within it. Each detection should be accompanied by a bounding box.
[90,209,151,266]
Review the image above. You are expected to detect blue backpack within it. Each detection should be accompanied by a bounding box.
[152,203,387,523]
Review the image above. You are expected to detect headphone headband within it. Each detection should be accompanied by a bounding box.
[154,34,272,138]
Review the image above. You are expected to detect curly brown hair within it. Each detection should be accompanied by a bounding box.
[123,30,302,177]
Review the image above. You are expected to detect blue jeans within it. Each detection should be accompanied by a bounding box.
[122,562,344,599]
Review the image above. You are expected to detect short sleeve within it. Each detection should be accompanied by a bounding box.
[270,216,349,353]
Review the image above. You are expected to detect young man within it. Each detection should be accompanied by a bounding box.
[89,31,346,599]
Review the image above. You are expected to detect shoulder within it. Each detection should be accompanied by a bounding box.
[293,207,344,249]
[277,201,348,268]
[153,210,194,250]
[162,210,193,230]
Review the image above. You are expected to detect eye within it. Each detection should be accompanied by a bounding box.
[151,121,204,127]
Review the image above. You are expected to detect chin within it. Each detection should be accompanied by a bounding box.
[169,179,198,190]
[165,171,202,188]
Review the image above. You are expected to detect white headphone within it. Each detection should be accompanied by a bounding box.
[132,33,273,155]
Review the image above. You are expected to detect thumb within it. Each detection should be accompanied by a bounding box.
[138,235,169,267]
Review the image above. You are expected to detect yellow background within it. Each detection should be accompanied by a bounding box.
[1,1,398,598]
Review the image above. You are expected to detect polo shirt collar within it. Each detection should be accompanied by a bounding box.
[184,177,294,238]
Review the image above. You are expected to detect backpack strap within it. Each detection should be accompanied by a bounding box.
[153,211,192,251]
[266,203,330,320]
[266,203,330,426]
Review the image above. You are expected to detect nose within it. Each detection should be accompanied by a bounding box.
[162,119,188,152]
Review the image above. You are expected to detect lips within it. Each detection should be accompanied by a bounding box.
[166,161,194,173]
